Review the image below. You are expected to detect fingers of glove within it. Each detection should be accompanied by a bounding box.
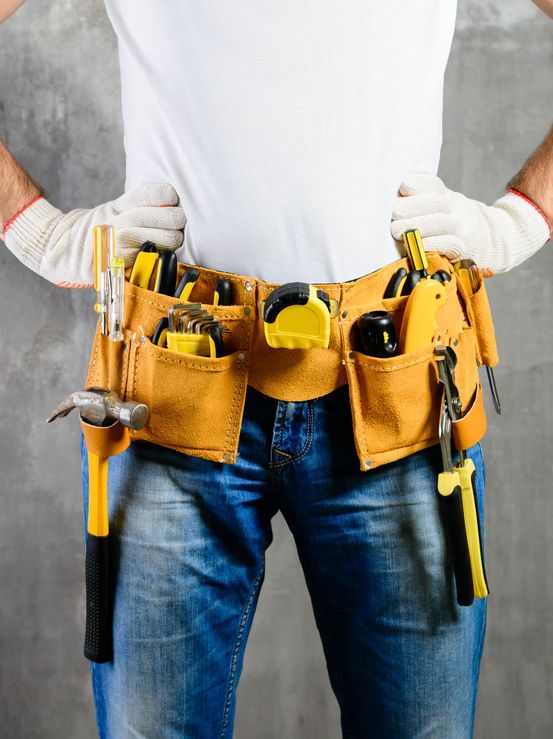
[416,234,466,260]
[392,192,449,220]
[117,227,184,261]
[398,173,446,197]
[114,205,186,230]
[390,213,458,242]
[114,182,180,212]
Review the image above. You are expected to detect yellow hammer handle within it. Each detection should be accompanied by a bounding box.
[87,451,109,537]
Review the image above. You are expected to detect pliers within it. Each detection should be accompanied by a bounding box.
[435,345,489,605]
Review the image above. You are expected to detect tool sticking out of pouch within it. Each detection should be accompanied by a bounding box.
[394,230,447,353]
[356,310,398,358]
[384,229,452,298]
[129,241,159,290]
[262,282,334,349]
[151,267,201,347]
[435,345,489,607]
[48,388,149,663]
[93,225,124,342]
[453,259,501,415]
[166,302,229,357]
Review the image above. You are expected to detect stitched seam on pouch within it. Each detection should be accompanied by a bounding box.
[119,341,129,400]
[352,363,370,461]
[223,284,250,455]
[144,347,236,371]
[130,292,244,320]
[369,435,440,462]
[132,342,139,400]
[352,352,433,372]
[89,333,100,387]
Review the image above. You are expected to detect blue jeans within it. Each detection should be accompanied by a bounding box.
[82,384,487,738]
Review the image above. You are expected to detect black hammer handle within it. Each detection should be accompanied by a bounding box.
[84,533,112,663]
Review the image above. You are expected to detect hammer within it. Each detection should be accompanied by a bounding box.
[48,388,148,662]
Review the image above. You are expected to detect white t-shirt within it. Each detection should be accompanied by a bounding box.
[105,1,457,283]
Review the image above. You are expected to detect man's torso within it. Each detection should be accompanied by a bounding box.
[105,0,457,282]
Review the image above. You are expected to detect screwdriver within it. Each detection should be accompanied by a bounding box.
[93,226,109,335]
[454,260,501,414]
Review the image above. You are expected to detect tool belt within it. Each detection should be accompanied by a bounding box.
[85,252,498,471]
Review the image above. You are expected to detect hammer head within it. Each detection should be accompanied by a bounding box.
[47,387,149,431]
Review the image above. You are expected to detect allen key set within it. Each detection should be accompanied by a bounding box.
[165,302,230,358]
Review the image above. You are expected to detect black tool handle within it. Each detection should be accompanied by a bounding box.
[384,267,407,299]
[84,533,112,663]
[214,277,233,306]
[440,488,474,606]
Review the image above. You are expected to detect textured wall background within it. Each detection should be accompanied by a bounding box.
[0,1,552,737]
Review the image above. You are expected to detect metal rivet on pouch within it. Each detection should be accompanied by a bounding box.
[238,352,246,361]
[244,281,252,291]
[243,307,251,316]
[341,311,348,319]
[349,351,355,359]
[365,459,372,469]
[453,338,459,346]
[223,453,232,461]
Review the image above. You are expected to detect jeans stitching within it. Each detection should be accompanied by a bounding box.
[219,566,265,738]
[270,401,315,469]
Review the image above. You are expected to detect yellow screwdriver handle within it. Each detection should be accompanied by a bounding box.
[402,229,429,274]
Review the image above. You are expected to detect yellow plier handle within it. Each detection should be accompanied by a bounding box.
[457,458,489,599]
[438,469,474,606]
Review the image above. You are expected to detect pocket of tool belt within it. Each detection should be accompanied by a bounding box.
[344,288,479,469]
[86,279,252,462]
[456,276,499,368]
[126,336,249,456]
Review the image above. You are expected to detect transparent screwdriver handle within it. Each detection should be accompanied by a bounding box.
[108,256,125,342]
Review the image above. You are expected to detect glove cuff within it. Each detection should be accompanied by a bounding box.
[507,188,552,236]
[3,197,65,274]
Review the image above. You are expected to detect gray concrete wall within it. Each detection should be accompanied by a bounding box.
[0,1,552,736]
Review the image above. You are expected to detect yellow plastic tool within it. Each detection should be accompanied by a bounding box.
[262,282,331,350]
[166,331,217,358]
[399,279,446,353]
[129,250,159,289]
[458,458,489,598]
[403,229,429,274]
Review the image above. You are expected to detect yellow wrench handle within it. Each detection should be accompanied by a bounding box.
[458,458,489,599]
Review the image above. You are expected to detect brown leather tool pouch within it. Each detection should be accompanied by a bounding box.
[85,253,497,470]
[86,273,255,464]
[341,268,484,470]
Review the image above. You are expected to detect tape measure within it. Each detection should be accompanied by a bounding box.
[262,282,331,349]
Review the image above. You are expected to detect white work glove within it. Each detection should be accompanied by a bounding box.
[2,182,186,287]
[391,174,552,275]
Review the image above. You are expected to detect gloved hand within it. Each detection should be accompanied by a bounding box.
[391,174,552,275]
[2,182,186,287]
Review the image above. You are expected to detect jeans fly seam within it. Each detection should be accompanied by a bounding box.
[220,566,265,738]
[270,401,314,469]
